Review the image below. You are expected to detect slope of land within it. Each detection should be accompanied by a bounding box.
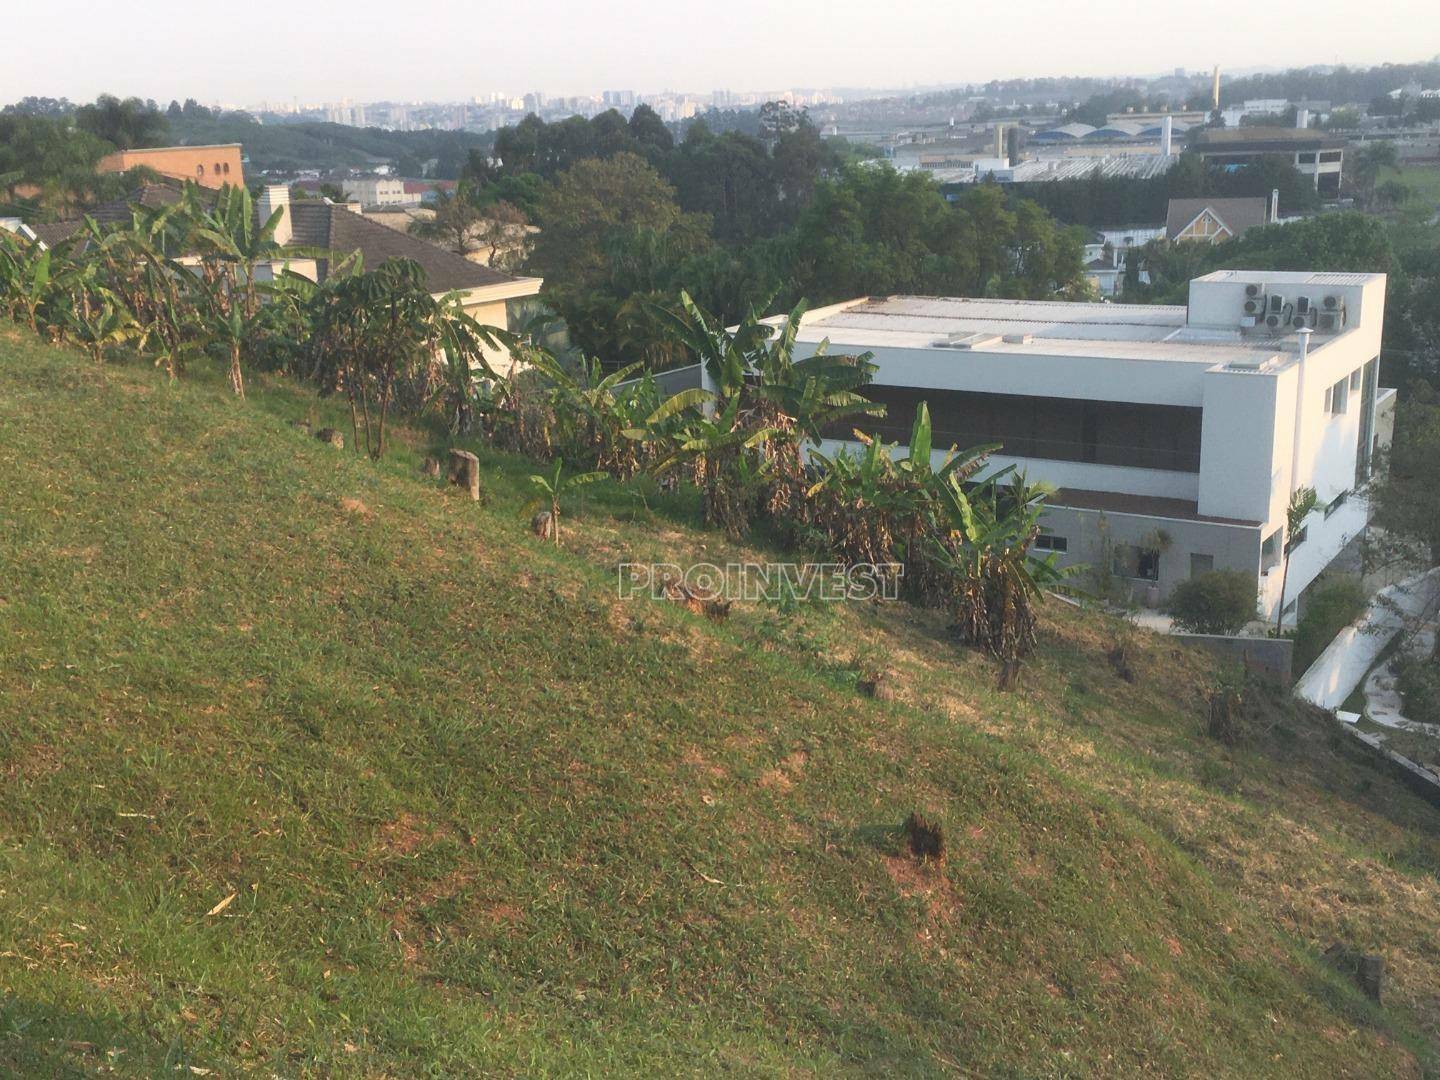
[2,331,1439,1076]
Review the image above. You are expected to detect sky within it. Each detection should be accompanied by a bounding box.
[4,0,1438,106]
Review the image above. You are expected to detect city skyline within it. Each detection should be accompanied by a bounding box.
[3,0,1436,106]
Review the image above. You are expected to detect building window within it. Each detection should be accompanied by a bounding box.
[1290,524,1308,550]
[1349,368,1361,391]
[1113,543,1160,582]
[1262,529,1282,571]
[1033,534,1068,553]
[1325,490,1349,518]
[1327,377,1349,415]
[196,164,205,176]
[223,162,231,175]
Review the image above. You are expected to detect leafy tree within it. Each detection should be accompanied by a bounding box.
[628,104,673,155]
[1352,141,1399,207]
[411,189,487,254]
[531,152,710,360]
[1368,381,1440,567]
[74,94,169,151]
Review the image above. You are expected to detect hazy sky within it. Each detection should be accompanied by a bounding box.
[5,0,1438,106]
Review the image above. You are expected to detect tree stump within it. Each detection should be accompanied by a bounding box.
[531,509,557,542]
[859,671,897,702]
[420,456,441,479]
[1207,689,1243,746]
[996,659,1023,692]
[447,449,481,501]
[1325,943,1385,1003]
[904,812,944,862]
[314,427,344,449]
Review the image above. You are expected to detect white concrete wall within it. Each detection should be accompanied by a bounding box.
[1197,369,1284,522]
[1259,494,1371,624]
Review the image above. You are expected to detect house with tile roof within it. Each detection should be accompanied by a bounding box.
[1165,197,1271,244]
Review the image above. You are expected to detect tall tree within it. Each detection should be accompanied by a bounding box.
[75,94,169,151]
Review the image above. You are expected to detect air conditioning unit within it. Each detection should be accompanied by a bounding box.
[1265,313,1284,329]
[1243,295,1265,316]
[1294,296,1311,315]
[1316,306,1346,332]
[1322,295,1341,310]
[1240,315,1258,328]
[1268,294,1285,315]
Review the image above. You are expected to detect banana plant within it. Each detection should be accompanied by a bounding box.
[67,290,141,365]
[3,242,56,332]
[523,460,609,547]
[931,471,1076,661]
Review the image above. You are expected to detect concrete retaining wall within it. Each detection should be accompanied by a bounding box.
[1294,568,1440,711]
[1172,632,1293,684]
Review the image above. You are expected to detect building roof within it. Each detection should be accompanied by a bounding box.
[934,152,1178,186]
[1088,122,1145,139]
[1165,197,1270,241]
[288,200,527,293]
[1049,487,1260,527]
[784,294,1299,366]
[29,184,191,246]
[1032,123,1096,140]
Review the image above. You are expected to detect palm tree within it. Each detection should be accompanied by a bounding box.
[1274,486,1317,636]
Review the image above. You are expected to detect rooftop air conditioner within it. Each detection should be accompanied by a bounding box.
[1317,306,1346,332]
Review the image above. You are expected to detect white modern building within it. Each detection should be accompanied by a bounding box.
[781,271,1391,623]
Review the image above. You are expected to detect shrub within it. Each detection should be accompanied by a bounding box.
[1292,575,1367,674]
[1395,652,1440,726]
[1166,570,1257,635]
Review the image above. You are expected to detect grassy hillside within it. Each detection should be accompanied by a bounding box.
[3,330,1440,1076]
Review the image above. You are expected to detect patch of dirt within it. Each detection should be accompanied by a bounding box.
[339,497,372,518]
[758,748,809,792]
[681,746,728,780]
[2,743,62,782]
[882,854,963,928]
[372,812,457,858]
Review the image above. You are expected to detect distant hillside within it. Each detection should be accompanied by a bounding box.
[3,330,1440,1074]
[1220,60,1440,107]
[168,114,492,176]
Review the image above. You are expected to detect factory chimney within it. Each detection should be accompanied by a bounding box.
[1270,188,1280,224]
[1295,107,1310,129]
[1212,65,1221,111]
[995,123,1004,159]
[1160,115,1173,157]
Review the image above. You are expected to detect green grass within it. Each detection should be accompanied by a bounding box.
[4,331,1440,1076]
[1381,164,1440,209]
